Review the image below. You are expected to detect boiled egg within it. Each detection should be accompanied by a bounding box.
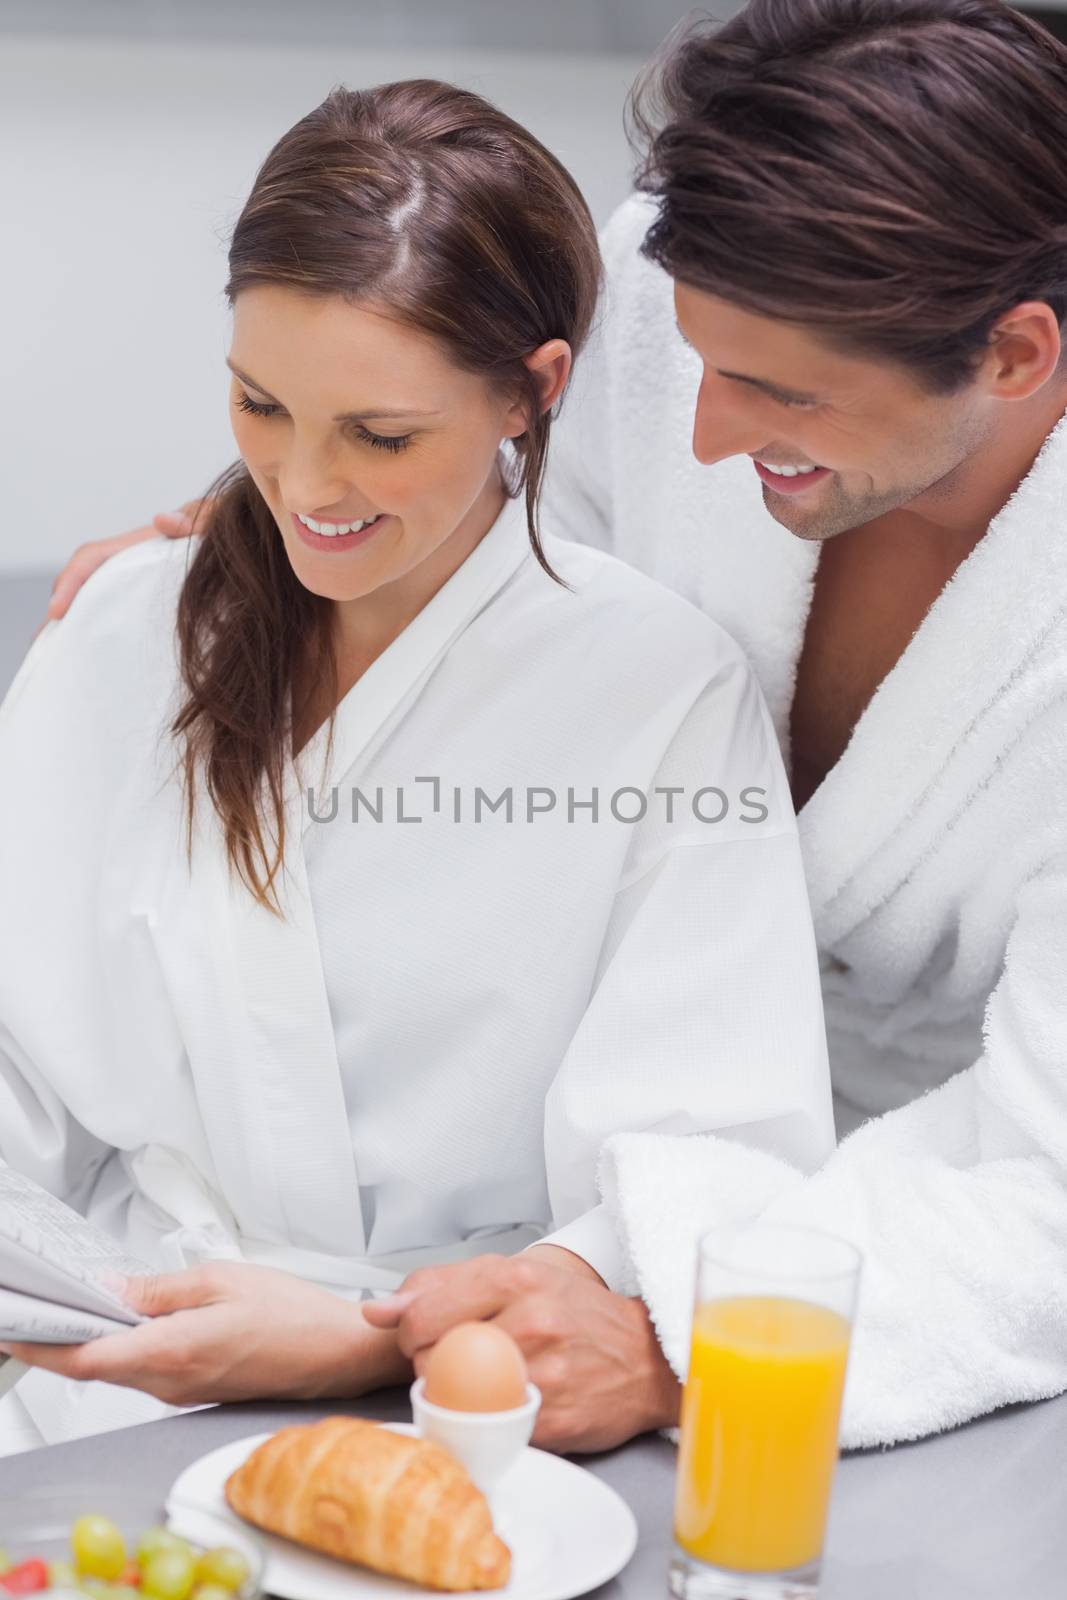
[422,1321,529,1413]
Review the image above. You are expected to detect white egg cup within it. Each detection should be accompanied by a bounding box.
[410,1376,542,1496]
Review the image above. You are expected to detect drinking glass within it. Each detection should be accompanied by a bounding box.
[669,1221,862,1600]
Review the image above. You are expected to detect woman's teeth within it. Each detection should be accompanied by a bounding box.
[297,512,382,536]
[755,460,821,477]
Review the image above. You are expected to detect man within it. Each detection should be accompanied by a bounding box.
[34,0,1067,1452]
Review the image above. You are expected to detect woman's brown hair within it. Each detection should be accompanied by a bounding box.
[630,0,1067,391]
[172,80,601,915]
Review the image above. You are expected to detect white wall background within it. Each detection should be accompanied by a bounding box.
[0,31,649,576]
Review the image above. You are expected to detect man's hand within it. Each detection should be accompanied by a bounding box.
[0,1262,410,1405]
[363,1251,681,1453]
[40,496,207,631]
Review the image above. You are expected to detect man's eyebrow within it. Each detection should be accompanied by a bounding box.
[716,369,821,406]
[225,358,439,421]
[673,322,819,405]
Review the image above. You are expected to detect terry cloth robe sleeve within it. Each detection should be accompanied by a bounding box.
[538,630,837,1290]
[602,851,1067,1448]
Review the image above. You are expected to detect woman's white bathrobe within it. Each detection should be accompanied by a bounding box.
[542,193,1067,1450]
[0,491,833,1446]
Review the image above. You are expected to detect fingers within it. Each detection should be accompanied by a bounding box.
[5,1305,219,1397]
[362,1289,418,1329]
[67,1318,194,1388]
[156,495,213,537]
[376,1256,541,1360]
[494,1292,571,1356]
[44,505,200,624]
[10,1313,201,1389]
[46,545,112,621]
[153,512,195,538]
[0,1337,116,1383]
[45,527,146,621]
[122,1265,227,1318]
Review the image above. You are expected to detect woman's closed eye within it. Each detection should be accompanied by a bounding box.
[234,391,412,452]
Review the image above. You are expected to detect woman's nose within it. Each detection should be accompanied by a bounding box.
[278,461,353,516]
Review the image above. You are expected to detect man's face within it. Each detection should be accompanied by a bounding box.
[674,281,997,541]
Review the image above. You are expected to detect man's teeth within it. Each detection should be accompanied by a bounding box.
[297,512,381,536]
[755,460,821,477]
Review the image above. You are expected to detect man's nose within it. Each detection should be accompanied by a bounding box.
[690,377,763,467]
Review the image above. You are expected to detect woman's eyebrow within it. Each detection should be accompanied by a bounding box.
[224,357,439,420]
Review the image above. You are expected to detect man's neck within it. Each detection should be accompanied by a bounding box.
[896,381,1067,551]
[787,382,1067,810]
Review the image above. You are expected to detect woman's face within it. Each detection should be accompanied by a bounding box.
[228,286,528,605]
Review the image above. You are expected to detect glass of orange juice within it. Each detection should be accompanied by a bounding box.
[669,1221,862,1599]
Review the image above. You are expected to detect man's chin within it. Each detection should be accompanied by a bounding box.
[759,485,843,542]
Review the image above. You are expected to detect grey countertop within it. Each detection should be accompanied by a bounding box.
[1,1384,1064,1598]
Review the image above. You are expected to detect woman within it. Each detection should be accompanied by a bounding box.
[0,79,833,1452]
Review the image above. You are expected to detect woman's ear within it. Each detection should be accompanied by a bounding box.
[502,340,572,437]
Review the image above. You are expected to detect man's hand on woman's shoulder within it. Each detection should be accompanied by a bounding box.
[40,496,207,633]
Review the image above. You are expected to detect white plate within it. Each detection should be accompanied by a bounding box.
[165,1424,637,1600]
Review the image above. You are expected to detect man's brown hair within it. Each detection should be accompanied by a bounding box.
[631,0,1067,391]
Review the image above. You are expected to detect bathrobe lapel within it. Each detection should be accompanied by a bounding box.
[151,498,532,1258]
[797,412,1067,945]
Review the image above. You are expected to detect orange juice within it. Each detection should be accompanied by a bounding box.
[674,1294,851,1574]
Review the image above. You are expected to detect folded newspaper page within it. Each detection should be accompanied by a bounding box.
[0,1164,150,1343]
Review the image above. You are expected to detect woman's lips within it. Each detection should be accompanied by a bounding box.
[290,511,389,552]
[753,461,832,495]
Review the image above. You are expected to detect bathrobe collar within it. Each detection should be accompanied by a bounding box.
[292,494,533,825]
[153,495,532,1258]
[795,408,1067,944]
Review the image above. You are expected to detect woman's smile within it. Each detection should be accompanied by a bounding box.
[290,509,392,553]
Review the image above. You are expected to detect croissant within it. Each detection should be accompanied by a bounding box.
[224,1415,511,1591]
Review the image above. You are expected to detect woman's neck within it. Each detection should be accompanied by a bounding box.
[292,476,507,759]
[332,476,507,674]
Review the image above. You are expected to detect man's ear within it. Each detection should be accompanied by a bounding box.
[981,301,1064,401]
[502,339,572,438]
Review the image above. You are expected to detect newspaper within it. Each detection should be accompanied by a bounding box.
[0,1164,150,1344]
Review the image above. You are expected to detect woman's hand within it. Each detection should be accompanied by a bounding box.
[364,1251,682,1453]
[40,497,207,630]
[0,1262,411,1406]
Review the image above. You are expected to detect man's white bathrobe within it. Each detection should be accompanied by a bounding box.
[543,193,1067,1450]
[0,491,833,1447]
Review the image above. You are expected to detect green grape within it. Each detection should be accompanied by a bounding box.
[0,1550,12,1576]
[136,1531,192,1568]
[71,1517,127,1582]
[141,1549,197,1600]
[48,1561,81,1589]
[191,1586,233,1600]
[194,1550,250,1594]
